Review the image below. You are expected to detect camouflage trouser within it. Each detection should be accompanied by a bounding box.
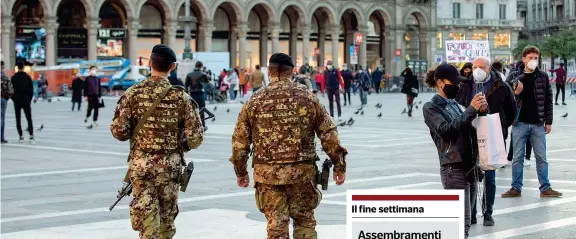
[129,169,180,239]
[255,181,322,239]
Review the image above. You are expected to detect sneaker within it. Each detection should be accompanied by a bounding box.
[483,215,494,226]
[93,121,99,127]
[29,136,35,145]
[562,102,567,106]
[19,136,24,143]
[555,102,559,105]
[1,139,8,144]
[471,217,477,225]
[540,188,562,198]
[524,159,531,167]
[84,118,88,124]
[502,188,521,198]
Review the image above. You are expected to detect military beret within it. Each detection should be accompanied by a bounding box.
[151,44,177,63]
[268,53,294,67]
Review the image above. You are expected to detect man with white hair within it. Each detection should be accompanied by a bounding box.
[455,56,517,227]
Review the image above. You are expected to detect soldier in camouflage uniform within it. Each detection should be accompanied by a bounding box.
[230,53,348,239]
[110,44,204,239]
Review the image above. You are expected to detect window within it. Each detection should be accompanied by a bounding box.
[448,32,465,40]
[544,7,548,21]
[472,33,488,40]
[436,32,443,49]
[557,6,563,20]
[494,33,511,48]
[532,9,536,22]
[476,4,484,19]
[499,4,507,20]
[453,3,461,19]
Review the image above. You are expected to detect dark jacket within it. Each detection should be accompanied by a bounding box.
[401,73,419,97]
[84,76,102,97]
[1,71,14,100]
[456,70,517,139]
[372,69,383,83]
[506,67,553,126]
[459,63,473,77]
[340,70,354,88]
[424,94,479,169]
[169,71,183,86]
[71,77,84,102]
[323,68,343,90]
[185,69,208,93]
[10,71,34,103]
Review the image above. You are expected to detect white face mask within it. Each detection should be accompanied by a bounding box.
[473,68,487,83]
[526,60,538,70]
[327,65,333,70]
[90,70,97,75]
[343,67,348,71]
[359,70,363,73]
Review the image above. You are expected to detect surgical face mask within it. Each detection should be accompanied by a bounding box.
[327,65,333,70]
[441,83,460,99]
[527,60,538,70]
[90,70,96,75]
[473,68,487,83]
[343,66,348,70]
[359,70,363,73]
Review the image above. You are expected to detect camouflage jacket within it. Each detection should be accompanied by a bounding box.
[1,71,14,99]
[230,76,347,185]
[110,76,204,161]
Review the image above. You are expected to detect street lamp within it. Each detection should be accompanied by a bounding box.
[181,0,197,60]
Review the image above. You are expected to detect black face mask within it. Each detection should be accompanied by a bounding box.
[442,84,460,99]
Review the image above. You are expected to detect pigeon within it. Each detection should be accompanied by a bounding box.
[214,106,217,111]
[33,99,37,103]
[401,108,407,114]
[354,110,360,115]
[360,111,364,115]
[337,121,347,127]
[57,98,61,102]
[375,103,382,108]
[377,113,382,118]
[418,101,422,104]
[415,105,419,110]
[347,117,355,126]
[227,109,230,113]
[211,118,216,122]
[37,124,44,131]
[561,113,568,118]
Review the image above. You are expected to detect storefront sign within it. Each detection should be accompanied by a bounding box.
[97,29,126,57]
[98,29,126,38]
[57,28,88,59]
[395,49,401,56]
[355,33,363,45]
[445,40,490,63]
[314,48,320,55]
[350,45,358,64]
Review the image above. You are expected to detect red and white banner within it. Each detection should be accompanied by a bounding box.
[550,77,576,83]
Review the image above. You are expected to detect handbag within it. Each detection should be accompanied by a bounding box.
[472,113,508,170]
[98,99,105,108]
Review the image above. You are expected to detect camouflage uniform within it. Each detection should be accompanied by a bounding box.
[111,76,204,239]
[230,70,347,239]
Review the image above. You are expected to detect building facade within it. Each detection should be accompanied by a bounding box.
[1,0,438,75]
[435,0,524,65]
[522,0,576,42]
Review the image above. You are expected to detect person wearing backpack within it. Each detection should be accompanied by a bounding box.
[1,61,14,143]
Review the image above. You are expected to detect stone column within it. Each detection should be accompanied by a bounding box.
[1,16,14,69]
[419,31,429,61]
[394,28,406,76]
[301,26,311,66]
[84,18,100,61]
[385,30,394,76]
[44,17,59,66]
[200,21,214,52]
[330,25,340,67]
[127,19,140,66]
[318,27,326,66]
[359,25,368,68]
[230,27,237,67]
[345,30,354,65]
[260,25,268,66]
[289,26,298,63]
[237,22,248,69]
[163,20,178,49]
[270,24,280,54]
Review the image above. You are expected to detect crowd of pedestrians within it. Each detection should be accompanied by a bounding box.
[423,45,564,239]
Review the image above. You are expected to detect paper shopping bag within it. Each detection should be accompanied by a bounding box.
[472,113,508,170]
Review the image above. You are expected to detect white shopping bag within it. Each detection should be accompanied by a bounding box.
[472,113,508,170]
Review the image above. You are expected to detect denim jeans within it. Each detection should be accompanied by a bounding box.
[511,122,550,192]
[441,165,476,238]
[359,89,367,105]
[229,84,237,100]
[471,170,495,217]
[1,98,7,140]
